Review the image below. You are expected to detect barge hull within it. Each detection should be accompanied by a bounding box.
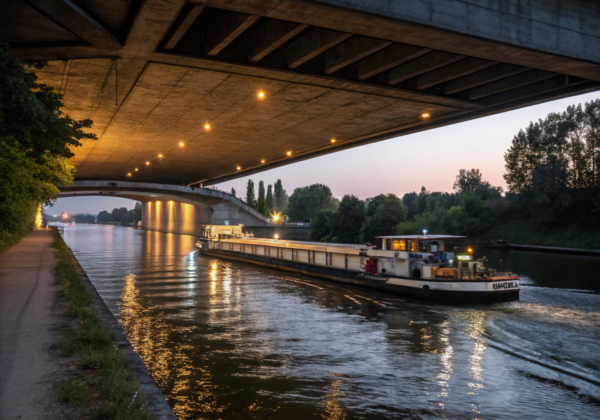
[200,248,519,304]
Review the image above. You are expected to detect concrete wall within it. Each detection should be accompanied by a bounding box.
[142,200,268,236]
[320,0,600,63]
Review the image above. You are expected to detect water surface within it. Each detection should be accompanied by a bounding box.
[60,225,600,419]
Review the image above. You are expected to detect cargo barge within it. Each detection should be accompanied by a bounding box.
[195,225,520,304]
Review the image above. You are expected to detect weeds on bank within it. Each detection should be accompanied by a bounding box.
[52,229,155,420]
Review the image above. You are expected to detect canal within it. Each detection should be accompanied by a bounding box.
[60,225,600,419]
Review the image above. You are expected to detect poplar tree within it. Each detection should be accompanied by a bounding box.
[273,179,288,214]
[257,181,268,216]
[266,184,274,213]
[245,179,256,208]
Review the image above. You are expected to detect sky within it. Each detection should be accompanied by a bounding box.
[49,91,600,215]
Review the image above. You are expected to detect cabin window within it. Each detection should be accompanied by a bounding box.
[385,239,392,250]
[409,240,419,252]
[392,240,406,251]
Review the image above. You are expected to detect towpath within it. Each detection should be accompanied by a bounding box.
[0,229,68,419]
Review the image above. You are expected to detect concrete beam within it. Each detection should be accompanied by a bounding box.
[205,12,259,57]
[444,64,529,95]
[357,44,430,80]
[481,76,580,106]
[163,4,205,51]
[248,20,308,63]
[23,0,122,48]
[467,70,557,100]
[388,51,465,85]
[323,36,391,75]
[416,58,496,91]
[287,28,352,69]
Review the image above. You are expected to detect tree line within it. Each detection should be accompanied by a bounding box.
[97,203,142,226]
[236,179,289,219]
[286,99,600,248]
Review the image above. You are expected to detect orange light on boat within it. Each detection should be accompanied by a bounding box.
[127,173,132,176]
[331,138,336,143]
[422,113,430,118]
[286,151,292,156]
[236,166,241,170]
[261,159,265,164]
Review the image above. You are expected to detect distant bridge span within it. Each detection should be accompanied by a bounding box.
[58,181,269,235]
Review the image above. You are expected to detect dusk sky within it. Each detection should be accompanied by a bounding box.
[50,91,600,216]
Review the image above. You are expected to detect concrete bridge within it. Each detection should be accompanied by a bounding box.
[3,0,600,187]
[58,181,269,235]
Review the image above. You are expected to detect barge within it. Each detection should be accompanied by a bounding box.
[195,225,520,304]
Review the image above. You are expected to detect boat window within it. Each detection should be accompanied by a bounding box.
[385,239,392,250]
[392,240,406,251]
[409,240,419,252]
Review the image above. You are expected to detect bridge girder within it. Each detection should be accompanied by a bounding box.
[2,0,600,185]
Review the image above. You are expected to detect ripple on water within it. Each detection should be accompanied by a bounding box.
[60,225,600,420]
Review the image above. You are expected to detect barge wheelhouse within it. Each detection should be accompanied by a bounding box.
[195,226,520,304]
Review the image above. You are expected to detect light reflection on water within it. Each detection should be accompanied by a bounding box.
[60,226,600,420]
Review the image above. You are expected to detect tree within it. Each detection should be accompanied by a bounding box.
[309,209,337,242]
[0,44,95,244]
[111,207,128,223]
[443,193,493,237]
[504,101,600,193]
[360,196,407,243]
[256,181,268,216]
[287,183,338,222]
[334,195,364,243]
[266,184,274,213]
[453,169,483,194]
[454,169,502,199]
[230,187,236,197]
[245,179,256,208]
[97,210,112,223]
[273,179,288,214]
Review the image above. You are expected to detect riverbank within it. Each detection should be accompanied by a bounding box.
[482,219,600,251]
[0,229,176,419]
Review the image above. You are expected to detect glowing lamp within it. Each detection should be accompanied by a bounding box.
[204,123,211,130]
[274,234,279,241]
[127,173,132,176]
[258,91,265,99]
[331,138,336,143]
[273,213,280,222]
[422,113,430,118]
[135,168,139,171]
[179,142,184,147]
[468,248,473,253]
[158,154,163,158]
[286,151,292,156]
[261,159,265,164]
[236,166,241,170]
[422,229,428,236]
[146,161,150,165]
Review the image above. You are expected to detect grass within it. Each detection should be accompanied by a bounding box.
[52,228,155,420]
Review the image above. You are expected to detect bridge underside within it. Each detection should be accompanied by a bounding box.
[3,0,600,185]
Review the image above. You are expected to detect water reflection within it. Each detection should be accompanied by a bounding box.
[59,226,600,420]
